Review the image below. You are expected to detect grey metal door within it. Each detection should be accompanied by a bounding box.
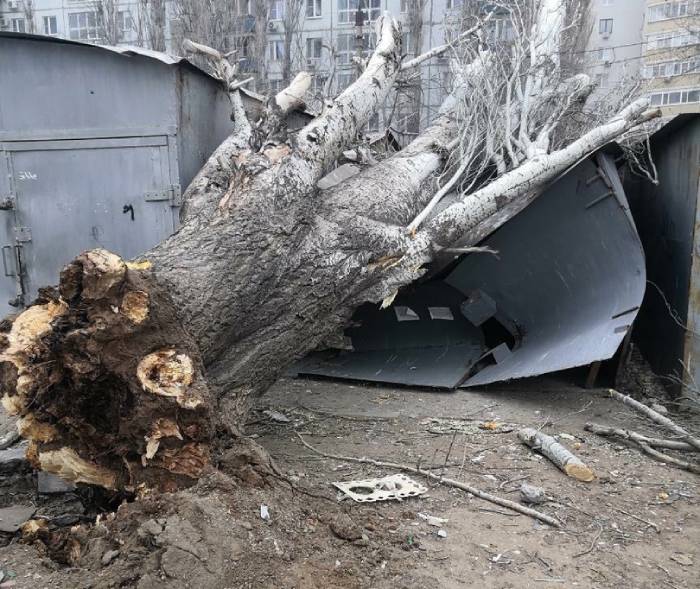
[2,136,179,314]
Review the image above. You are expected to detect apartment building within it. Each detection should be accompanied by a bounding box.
[0,0,147,43]
[585,0,646,104]
[642,0,700,113]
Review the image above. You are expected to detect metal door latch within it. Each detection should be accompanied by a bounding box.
[144,184,182,207]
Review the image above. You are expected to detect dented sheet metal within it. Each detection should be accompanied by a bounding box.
[295,151,646,388]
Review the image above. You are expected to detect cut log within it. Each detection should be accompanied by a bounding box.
[518,428,595,482]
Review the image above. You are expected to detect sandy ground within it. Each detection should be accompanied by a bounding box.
[0,374,698,588]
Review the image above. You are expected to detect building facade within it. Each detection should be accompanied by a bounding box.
[585,0,647,103]
[642,0,700,114]
[2,1,695,128]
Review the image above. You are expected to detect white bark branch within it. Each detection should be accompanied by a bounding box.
[421,99,658,248]
[399,17,489,71]
[607,389,700,452]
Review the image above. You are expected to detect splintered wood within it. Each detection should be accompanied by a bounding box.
[518,428,595,482]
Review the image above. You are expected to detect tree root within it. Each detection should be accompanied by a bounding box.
[295,432,561,528]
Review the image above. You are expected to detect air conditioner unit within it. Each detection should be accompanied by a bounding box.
[268,21,277,32]
[663,76,672,83]
[306,58,319,69]
[7,1,20,11]
[604,59,612,67]
[601,32,610,39]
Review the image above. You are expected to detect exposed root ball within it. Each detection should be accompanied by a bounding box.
[0,248,214,492]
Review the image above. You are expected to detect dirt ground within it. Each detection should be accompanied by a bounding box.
[0,371,698,588]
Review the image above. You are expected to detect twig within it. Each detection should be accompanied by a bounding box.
[607,389,700,451]
[635,440,700,474]
[295,432,561,528]
[611,507,660,533]
[584,423,696,452]
[399,17,490,71]
[573,522,603,558]
[440,430,458,479]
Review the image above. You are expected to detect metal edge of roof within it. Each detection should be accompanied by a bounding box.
[0,31,216,79]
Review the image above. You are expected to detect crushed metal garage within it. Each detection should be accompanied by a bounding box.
[295,150,646,388]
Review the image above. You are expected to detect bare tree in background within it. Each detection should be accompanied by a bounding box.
[20,0,35,33]
[281,0,305,84]
[2,1,658,494]
[137,0,167,51]
[93,0,121,45]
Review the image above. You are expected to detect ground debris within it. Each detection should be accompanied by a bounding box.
[329,513,362,541]
[520,483,546,505]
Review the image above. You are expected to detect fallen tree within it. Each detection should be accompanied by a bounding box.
[0,1,658,492]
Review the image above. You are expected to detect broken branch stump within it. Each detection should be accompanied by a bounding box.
[518,428,595,482]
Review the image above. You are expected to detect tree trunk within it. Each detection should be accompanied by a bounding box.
[0,10,656,494]
[1,17,410,493]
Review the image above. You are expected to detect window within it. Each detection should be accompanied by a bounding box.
[306,37,323,66]
[42,16,58,35]
[447,0,464,9]
[268,39,284,61]
[400,0,408,12]
[487,18,514,42]
[270,0,285,20]
[599,18,613,34]
[648,1,699,23]
[10,17,25,32]
[269,79,284,93]
[337,32,375,64]
[646,31,700,50]
[306,0,322,18]
[644,58,699,78]
[601,0,614,5]
[118,11,133,36]
[69,11,102,40]
[596,48,613,61]
[237,0,252,15]
[337,72,355,91]
[337,0,381,24]
[594,72,610,88]
[401,32,413,54]
[649,87,700,106]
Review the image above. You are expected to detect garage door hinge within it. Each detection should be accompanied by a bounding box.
[144,184,182,207]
